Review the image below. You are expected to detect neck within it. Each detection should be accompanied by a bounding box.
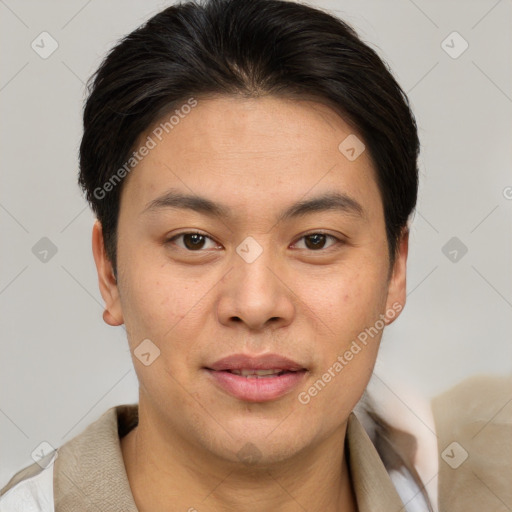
[121,402,357,512]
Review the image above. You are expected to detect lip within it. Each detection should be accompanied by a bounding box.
[204,353,307,402]
[207,353,305,371]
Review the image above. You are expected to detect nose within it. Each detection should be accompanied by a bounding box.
[216,239,296,331]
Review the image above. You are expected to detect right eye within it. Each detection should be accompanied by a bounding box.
[166,231,221,251]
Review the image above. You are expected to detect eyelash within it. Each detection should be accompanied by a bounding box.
[166,231,343,252]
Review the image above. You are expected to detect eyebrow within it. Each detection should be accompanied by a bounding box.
[142,188,365,223]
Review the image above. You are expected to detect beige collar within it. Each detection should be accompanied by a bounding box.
[53,404,403,511]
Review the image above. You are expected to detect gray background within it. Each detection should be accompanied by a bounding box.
[1,0,511,488]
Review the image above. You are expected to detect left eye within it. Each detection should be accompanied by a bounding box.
[167,232,340,252]
[293,233,340,250]
[168,232,219,251]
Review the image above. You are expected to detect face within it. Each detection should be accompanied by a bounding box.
[93,95,408,465]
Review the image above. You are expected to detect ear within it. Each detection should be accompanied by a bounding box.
[384,227,409,326]
[91,220,124,326]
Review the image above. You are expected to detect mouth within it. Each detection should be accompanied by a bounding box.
[204,353,308,402]
[222,368,301,378]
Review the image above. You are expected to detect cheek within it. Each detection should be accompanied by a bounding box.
[297,264,387,402]
[303,264,388,336]
[298,282,383,423]
[118,260,196,344]
[119,269,206,397]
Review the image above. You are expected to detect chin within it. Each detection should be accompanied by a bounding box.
[203,419,313,466]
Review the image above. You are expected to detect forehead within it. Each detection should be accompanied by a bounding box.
[120,95,381,220]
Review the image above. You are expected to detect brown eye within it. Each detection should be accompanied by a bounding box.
[295,233,340,251]
[305,234,327,250]
[167,232,218,251]
[182,233,206,250]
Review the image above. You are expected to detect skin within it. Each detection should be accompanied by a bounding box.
[92,95,409,511]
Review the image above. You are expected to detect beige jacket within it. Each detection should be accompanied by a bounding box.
[2,374,510,511]
[0,405,406,512]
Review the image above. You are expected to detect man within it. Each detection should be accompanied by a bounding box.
[6,0,505,510]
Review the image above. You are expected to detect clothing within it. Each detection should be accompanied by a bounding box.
[432,374,512,512]
[0,405,408,512]
[3,374,509,511]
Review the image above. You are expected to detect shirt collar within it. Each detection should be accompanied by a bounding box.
[53,404,404,511]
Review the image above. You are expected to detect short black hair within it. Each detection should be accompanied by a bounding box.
[78,0,419,277]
